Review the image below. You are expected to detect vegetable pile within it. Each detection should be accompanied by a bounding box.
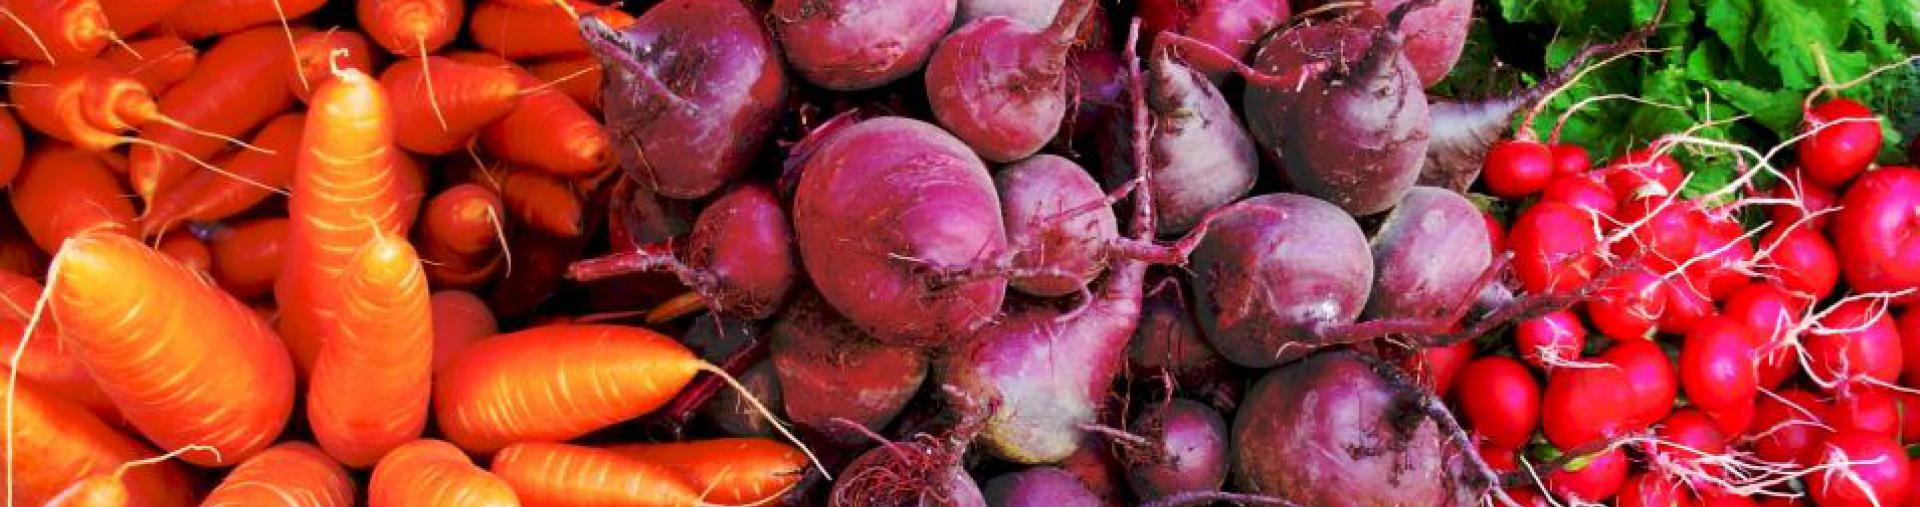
[0,0,1916,506]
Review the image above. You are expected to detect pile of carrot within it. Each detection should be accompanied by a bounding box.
[0,1,816,506]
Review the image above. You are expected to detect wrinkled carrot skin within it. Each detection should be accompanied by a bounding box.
[10,143,137,252]
[276,67,413,380]
[162,0,326,39]
[0,0,111,63]
[156,234,210,273]
[141,113,303,236]
[468,1,633,60]
[51,231,297,466]
[418,183,505,289]
[430,291,496,373]
[288,29,380,104]
[207,217,289,300]
[358,0,462,55]
[0,271,115,421]
[1,373,196,507]
[435,324,702,453]
[130,26,302,201]
[98,35,198,96]
[382,56,522,155]
[200,442,354,506]
[97,0,187,37]
[449,52,609,178]
[0,109,24,185]
[9,62,145,151]
[498,168,583,237]
[525,55,602,115]
[43,473,128,507]
[370,439,518,507]
[308,231,433,467]
[491,442,706,507]
[608,438,805,506]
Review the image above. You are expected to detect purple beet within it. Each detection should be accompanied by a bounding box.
[1127,399,1230,500]
[1125,286,1226,388]
[1363,186,1491,321]
[831,439,987,507]
[1188,193,1374,368]
[926,0,1097,162]
[568,183,797,319]
[770,0,957,90]
[1139,0,1291,82]
[582,0,787,199]
[954,0,1062,28]
[997,154,1120,297]
[770,292,929,446]
[1103,42,1257,234]
[1293,0,1469,87]
[702,360,782,437]
[984,467,1105,507]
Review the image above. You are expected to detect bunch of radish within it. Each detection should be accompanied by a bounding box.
[0,0,1914,506]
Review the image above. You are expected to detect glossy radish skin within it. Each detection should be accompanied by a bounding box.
[1616,473,1694,507]
[1768,171,1838,233]
[1747,388,1830,467]
[1550,144,1591,175]
[1508,202,1601,294]
[1404,340,1474,397]
[1583,267,1666,341]
[1603,149,1684,199]
[1806,299,1905,386]
[1687,212,1756,300]
[1601,339,1678,429]
[1540,172,1619,219]
[1126,399,1230,500]
[1363,187,1490,322]
[1102,47,1257,234]
[1542,360,1635,449]
[1189,194,1373,368]
[1453,356,1539,449]
[1833,167,1920,303]
[1679,317,1758,413]
[997,154,1118,297]
[1544,447,1627,503]
[1482,140,1554,198]
[1609,196,1698,273]
[1805,431,1912,507]
[1828,387,1901,436]
[1138,0,1290,81]
[584,0,787,199]
[1902,309,1920,386]
[1758,227,1838,300]
[926,0,1096,162]
[1798,98,1882,188]
[770,0,956,90]
[791,117,1007,346]
[1724,283,1807,388]
[1514,310,1585,370]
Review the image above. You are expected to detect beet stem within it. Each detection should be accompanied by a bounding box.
[1155,31,1328,92]
[658,335,770,428]
[566,248,685,282]
[1412,393,1523,507]
[1138,491,1305,507]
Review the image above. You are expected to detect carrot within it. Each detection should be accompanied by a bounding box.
[43,230,296,466]
[0,0,113,64]
[0,109,23,185]
[307,230,432,467]
[140,113,302,236]
[449,51,609,178]
[0,209,42,277]
[155,234,209,274]
[206,217,289,300]
[97,34,197,96]
[43,445,216,507]
[430,291,496,373]
[161,0,325,40]
[9,62,148,151]
[607,438,805,507]
[0,271,114,421]
[383,56,521,155]
[9,143,137,253]
[199,442,354,507]
[495,166,584,237]
[395,150,429,232]
[275,65,414,381]
[468,0,633,61]
[370,439,518,507]
[129,25,302,202]
[97,0,187,37]
[418,183,507,289]
[2,374,196,507]
[525,54,602,115]
[286,29,380,104]
[359,0,461,55]
[492,442,755,507]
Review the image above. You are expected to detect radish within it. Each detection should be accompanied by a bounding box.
[1584,267,1666,341]
[1658,278,1714,336]
[1828,387,1901,436]
[1514,310,1586,371]
[1482,139,1555,198]
[1609,195,1700,273]
[1757,227,1839,300]
[1540,172,1620,219]
[1686,212,1756,300]
[1747,388,1830,467]
[1805,431,1911,507]
[1806,299,1905,386]
[1615,473,1692,507]
[1452,356,1539,449]
[926,0,1097,162]
[1767,170,1838,233]
[1679,317,1758,414]
[769,0,956,90]
[1648,408,1728,477]
[1601,338,1678,429]
[1602,148,1685,199]
[1723,282,1808,388]
[1541,355,1635,449]
[1551,144,1592,175]
[1508,202,1602,294]
[1543,446,1627,503]
[1832,167,1920,302]
[1798,98,1883,188]
[1901,308,1920,386]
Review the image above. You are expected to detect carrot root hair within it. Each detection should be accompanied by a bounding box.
[0,8,55,65]
[104,32,142,61]
[484,205,513,279]
[697,363,833,481]
[148,115,277,155]
[6,232,68,505]
[276,0,310,93]
[118,138,288,197]
[116,445,222,478]
[419,35,450,132]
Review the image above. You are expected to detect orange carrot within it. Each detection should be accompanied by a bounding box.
[495,166,583,237]
[97,34,197,96]
[0,109,23,185]
[2,374,195,506]
[199,442,355,507]
[129,25,302,201]
[491,442,735,507]
[43,445,216,507]
[383,56,521,155]
[140,113,302,236]
[369,439,518,507]
[450,51,609,178]
[307,230,432,467]
[468,1,633,61]
[46,230,296,466]
[97,0,187,37]
[206,217,289,300]
[418,183,507,289]
[358,0,461,55]
[430,291,496,373]
[155,234,209,274]
[9,62,148,151]
[9,143,137,252]
[0,209,42,277]
[161,0,325,39]
[0,271,114,421]
[0,0,113,64]
[525,54,602,115]
[607,438,806,506]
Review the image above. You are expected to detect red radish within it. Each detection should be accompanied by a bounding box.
[1828,386,1900,437]
[1540,172,1619,219]
[1600,338,1678,429]
[1832,167,1920,302]
[1806,299,1905,386]
[1724,282,1807,388]
[1679,317,1758,413]
[1657,278,1713,336]
[1513,310,1586,371]
[1687,211,1755,300]
[1617,473,1695,507]
[1483,210,1505,256]
[1805,430,1911,507]
[1701,399,1756,439]
[1402,339,1474,396]
[1798,98,1882,188]
[1583,267,1666,341]
[1550,144,1591,175]
[1649,409,1727,474]
[1767,170,1838,233]
[1452,356,1539,449]
[1748,388,1832,467]
[1482,140,1554,198]
[1758,227,1839,300]
[925,0,1096,162]
[1508,202,1602,294]
[1610,196,1699,273]
[1603,148,1684,199]
[1544,446,1627,503]
[1541,364,1635,449]
[1901,309,1920,385]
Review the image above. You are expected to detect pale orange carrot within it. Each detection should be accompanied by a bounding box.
[286,29,381,104]
[448,51,609,178]
[430,291,497,374]
[206,217,289,300]
[307,229,433,467]
[9,143,138,252]
[369,439,518,507]
[161,0,326,39]
[491,442,739,507]
[607,438,806,506]
[140,112,303,237]
[128,25,302,202]
[0,109,23,186]
[525,54,602,115]
[468,0,633,60]
[97,0,187,37]
[2,374,195,506]
[199,442,355,507]
[0,0,113,64]
[417,183,507,289]
[382,56,522,155]
[96,35,197,96]
[0,271,114,421]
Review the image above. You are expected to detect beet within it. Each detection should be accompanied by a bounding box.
[770,0,956,90]
[954,0,1062,28]
[1102,44,1257,235]
[702,360,782,437]
[1233,350,1491,506]
[1363,186,1492,321]
[1188,193,1373,368]
[1293,0,1468,86]
[985,467,1105,507]
[1138,0,1290,82]
[568,184,797,319]
[1126,399,1230,500]
[770,292,929,446]
[997,154,1120,297]
[1125,286,1227,388]
[791,116,1008,346]
[583,0,787,199]
[926,0,1097,162]
[831,439,987,507]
